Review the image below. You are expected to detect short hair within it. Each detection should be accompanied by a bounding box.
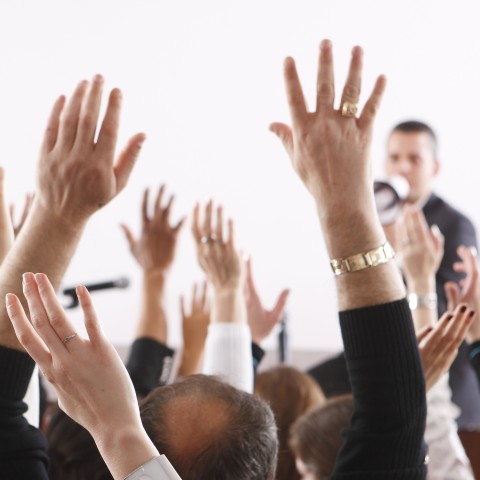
[391,120,437,156]
[140,374,278,480]
[289,394,353,479]
[254,366,325,480]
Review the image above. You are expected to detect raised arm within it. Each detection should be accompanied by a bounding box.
[192,201,253,392]
[0,76,145,351]
[271,40,427,477]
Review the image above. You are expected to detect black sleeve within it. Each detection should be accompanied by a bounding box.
[0,346,49,480]
[331,300,427,480]
[251,342,265,376]
[126,337,175,398]
[468,341,480,387]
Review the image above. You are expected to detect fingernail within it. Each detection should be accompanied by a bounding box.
[469,310,476,317]
[320,39,332,50]
[460,305,467,313]
[34,273,44,284]
[22,272,34,285]
[446,315,454,322]
[5,293,15,307]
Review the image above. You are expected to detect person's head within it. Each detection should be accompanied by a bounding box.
[140,374,278,480]
[385,121,440,204]
[289,394,353,480]
[254,366,325,480]
[47,408,112,480]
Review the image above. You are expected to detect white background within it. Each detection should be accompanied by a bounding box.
[0,0,479,351]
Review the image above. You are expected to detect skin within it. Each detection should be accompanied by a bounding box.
[121,185,185,343]
[385,131,440,205]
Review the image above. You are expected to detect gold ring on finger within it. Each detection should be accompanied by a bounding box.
[340,101,358,118]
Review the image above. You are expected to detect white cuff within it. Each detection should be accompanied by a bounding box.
[202,322,253,393]
[124,455,181,480]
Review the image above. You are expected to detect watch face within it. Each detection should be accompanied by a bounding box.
[374,181,403,225]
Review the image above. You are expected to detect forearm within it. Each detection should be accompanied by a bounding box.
[177,349,203,377]
[137,274,167,343]
[320,207,406,310]
[0,203,84,350]
[94,424,160,480]
[212,288,246,324]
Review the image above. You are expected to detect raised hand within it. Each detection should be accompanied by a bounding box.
[445,245,480,342]
[35,75,145,223]
[245,258,290,344]
[178,281,210,376]
[7,273,158,479]
[121,185,184,277]
[417,305,474,390]
[0,167,15,262]
[397,207,444,287]
[191,200,243,291]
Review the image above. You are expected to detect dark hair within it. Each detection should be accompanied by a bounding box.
[289,394,353,479]
[140,374,278,480]
[254,366,325,480]
[391,120,437,155]
[47,408,112,480]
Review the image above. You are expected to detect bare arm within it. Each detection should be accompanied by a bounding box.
[0,76,145,351]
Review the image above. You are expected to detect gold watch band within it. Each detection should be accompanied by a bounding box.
[330,241,395,276]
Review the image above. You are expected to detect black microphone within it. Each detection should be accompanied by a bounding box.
[278,312,290,364]
[62,277,130,309]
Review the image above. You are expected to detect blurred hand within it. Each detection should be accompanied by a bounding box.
[178,281,210,376]
[397,207,444,286]
[35,75,145,224]
[445,245,480,342]
[121,185,184,276]
[0,167,15,262]
[191,200,243,291]
[10,193,34,237]
[245,258,290,344]
[417,305,474,391]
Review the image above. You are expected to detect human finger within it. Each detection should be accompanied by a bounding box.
[95,88,122,161]
[227,218,235,248]
[41,95,66,153]
[154,185,165,218]
[163,195,175,224]
[283,57,308,126]
[215,206,224,243]
[22,273,66,354]
[58,80,89,150]
[444,281,461,311]
[142,188,150,224]
[76,285,104,345]
[316,39,335,109]
[203,200,213,238]
[191,283,198,313]
[271,289,290,319]
[6,293,51,366]
[113,132,146,193]
[173,217,186,234]
[358,74,386,130]
[180,295,186,320]
[430,225,444,255]
[339,46,362,115]
[120,224,136,251]
[77,74,104,145]
[35,273,79,350]
[269,123,293,159]
[416,325,434,344]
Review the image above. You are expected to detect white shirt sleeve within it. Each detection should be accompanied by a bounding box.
[124,455,181,480]
[202,322,253,393]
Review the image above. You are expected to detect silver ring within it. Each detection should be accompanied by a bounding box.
[63,333,78,344]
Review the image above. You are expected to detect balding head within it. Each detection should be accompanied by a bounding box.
[140,375,278,480]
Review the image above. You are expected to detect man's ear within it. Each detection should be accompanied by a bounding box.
[433,159,440,177]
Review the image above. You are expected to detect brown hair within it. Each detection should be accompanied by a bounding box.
[254,366,325,480]
[140,374,278,480]
[289,394,353,479]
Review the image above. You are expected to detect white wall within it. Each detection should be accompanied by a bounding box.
[0,0,479,351]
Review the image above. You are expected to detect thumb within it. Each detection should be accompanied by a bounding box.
[119,223,136,250]
[270,289,291,320]
[269,122,294,158]
[444,281,460,311]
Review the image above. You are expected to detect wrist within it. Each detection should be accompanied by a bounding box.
[142,272,167,290]
[94,422,159,479]
[212,287,246,324]
[30,200,87,236]
[406,276,436,295]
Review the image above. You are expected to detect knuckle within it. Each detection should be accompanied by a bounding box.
[343,85,360,100]
[317,82,334,99]
[31,314,45,329]
[81,114,95,131]
[48,314,64,329]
